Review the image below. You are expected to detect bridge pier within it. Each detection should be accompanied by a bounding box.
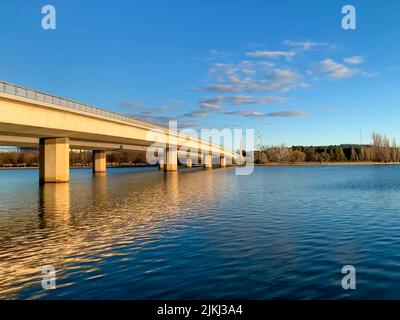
[186,159,192,168]
[92,150,106,174]
[159,154,165,170]
[39,137,70,183]
[159,159,165,170]
[204,152,212,169]
[164,147,178,172]
[220,156,227,168]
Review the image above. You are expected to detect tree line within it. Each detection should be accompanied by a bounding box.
[1,132,400,167]
[0,150,148,167]
[255,132,400,164]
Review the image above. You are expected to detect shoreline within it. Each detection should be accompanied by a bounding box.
[2,162,400,170]
[256,161,400,167]
[0,165,157,170]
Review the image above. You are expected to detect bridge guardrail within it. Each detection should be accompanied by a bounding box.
[0,81,164,130]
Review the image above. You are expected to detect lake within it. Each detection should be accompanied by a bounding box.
[1,165,400,299]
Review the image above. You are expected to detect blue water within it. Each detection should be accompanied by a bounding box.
[1,165,400,299]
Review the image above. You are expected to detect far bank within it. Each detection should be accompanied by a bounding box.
[256,161,400,167]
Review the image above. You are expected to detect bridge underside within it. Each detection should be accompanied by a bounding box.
[0,135,231,182]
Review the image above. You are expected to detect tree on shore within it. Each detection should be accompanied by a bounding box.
[0,149,148,167]
[254,132,400,164]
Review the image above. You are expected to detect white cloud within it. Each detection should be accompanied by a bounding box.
[198,97,223,110]
[344,56,365,65]
[224,109,307,117]
[283,40,322,50]
[272,69,300,84]
[197,84,240,92]
[245,50,296,58]
[187,94,287,118]
[317,59,359,79]
[184,109,210,118]
[198,60,307,93]
[266,110,307,117]
[198,95,286,108]
[225,110,265,117]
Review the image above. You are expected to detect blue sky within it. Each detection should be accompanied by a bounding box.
[1,0,400,146]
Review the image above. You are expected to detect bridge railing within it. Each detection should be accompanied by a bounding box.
[0,81,164,130]
[0,81,236,157]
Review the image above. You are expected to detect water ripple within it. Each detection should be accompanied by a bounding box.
[1,166,400,299]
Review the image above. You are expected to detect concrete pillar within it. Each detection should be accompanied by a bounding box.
[164,146,178,172]
[204,152,212,169]
[186,159,192,168]
[220,156,227,168]
[92,150,106,173]
[39,137,70,183]
[159,156,165,170]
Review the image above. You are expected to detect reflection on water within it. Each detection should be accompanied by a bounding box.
[0,167,212,299]
[2,165,400,299]
[39,183,71,227]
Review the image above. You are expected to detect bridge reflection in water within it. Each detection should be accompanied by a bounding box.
[0,167,223,299]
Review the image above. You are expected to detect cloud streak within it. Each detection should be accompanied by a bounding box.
[224,110,307,118]
[198,95,287,108]
[266,110,307,117]
[283,39,330,51]
[343,56,365,65]
[185,94,288,118]
[246,50,295,58]
[224,110,265,117]
[197,61,307,93]
[317,59,359,79]
[183,109,210,118]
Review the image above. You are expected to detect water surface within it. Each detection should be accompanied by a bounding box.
[1,165,400,299]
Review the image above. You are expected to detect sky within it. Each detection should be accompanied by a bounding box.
[1,0,400,147]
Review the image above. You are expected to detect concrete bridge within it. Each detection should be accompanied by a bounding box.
[0,82,238,183]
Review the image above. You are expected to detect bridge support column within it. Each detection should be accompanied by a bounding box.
[186,159,192,168]
[220,156,227,168]
[92,150,106,173]
[39,137,70,183]
[204,152,212,169]
[159,154,165,170]
[164,147,178,172]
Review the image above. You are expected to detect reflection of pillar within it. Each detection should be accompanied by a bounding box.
[204,152,212,169]
[92,173,107,205]
[39,183,70,222]
[164,146,178,172]
[92,150,106,173]
[165,171,179,203]
[186,159,192,168]
[220,156,227,168]
[39,137,70,183]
